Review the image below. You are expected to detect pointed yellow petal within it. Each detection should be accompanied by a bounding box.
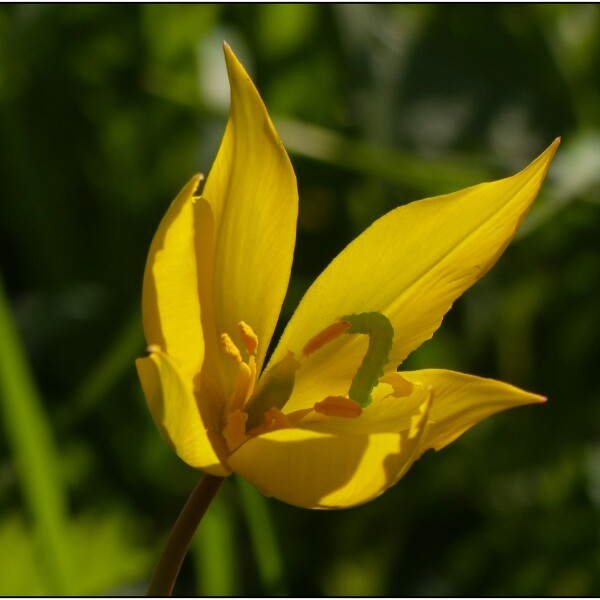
[269,141,559,394]
[228,394,431,509]
[141,176,204,383]
[402,368,545,452]
[136,350,230,477]
[201,45,298,380]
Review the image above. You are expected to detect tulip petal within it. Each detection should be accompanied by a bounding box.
[200,44,298,385]
[270,141,559,399]
[141,176,204,383]
[299,378,428,435]
[136,350,230,477]
[228,393,431,509]
[402,368,546,452]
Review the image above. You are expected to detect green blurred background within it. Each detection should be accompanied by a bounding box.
[1,4,600,595]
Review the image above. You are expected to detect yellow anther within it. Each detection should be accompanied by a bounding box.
[221,333,242,362]
[238,321,258,356]
[302,321,351,357]
[223,409,249,451]
[314,396,362,418]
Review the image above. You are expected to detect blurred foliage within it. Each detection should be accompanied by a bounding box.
[1,4,600,595]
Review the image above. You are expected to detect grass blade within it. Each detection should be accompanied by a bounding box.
[0,272,71,594]
[191,493,236,596]
[237,476,287,595]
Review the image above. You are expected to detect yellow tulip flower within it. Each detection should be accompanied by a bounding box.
[136,44,558,510]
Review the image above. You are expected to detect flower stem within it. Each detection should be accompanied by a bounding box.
[147,474,224,596]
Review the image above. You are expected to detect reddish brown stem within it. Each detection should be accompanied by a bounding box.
[147,474,224,596]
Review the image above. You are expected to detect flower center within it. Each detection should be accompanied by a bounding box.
[220,312,396,452]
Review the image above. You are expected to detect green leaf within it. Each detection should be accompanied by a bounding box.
[191,494,236,596]
[0,271,71,593]
[237,476,287,595]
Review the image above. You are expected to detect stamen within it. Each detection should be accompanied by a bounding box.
[245,351,299,430]
[244,356,257,406]
[238,321,258,356]
[223,409,249,451]
[302,321,351,357]
[230,361,252,412]
[314,396,362,418]
[247,407,313,439]
[380,372,414,397]
[246,410,277,438]
[247,407,290,438]
[221,333,242,362]
[285,407,314,426]
[266,407,292,428]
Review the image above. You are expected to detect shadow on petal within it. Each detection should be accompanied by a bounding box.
[229,395,430,509]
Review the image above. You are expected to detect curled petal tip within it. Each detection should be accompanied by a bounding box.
[191,173,204,194]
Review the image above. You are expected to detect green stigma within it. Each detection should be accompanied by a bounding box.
[340,312,394,408]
